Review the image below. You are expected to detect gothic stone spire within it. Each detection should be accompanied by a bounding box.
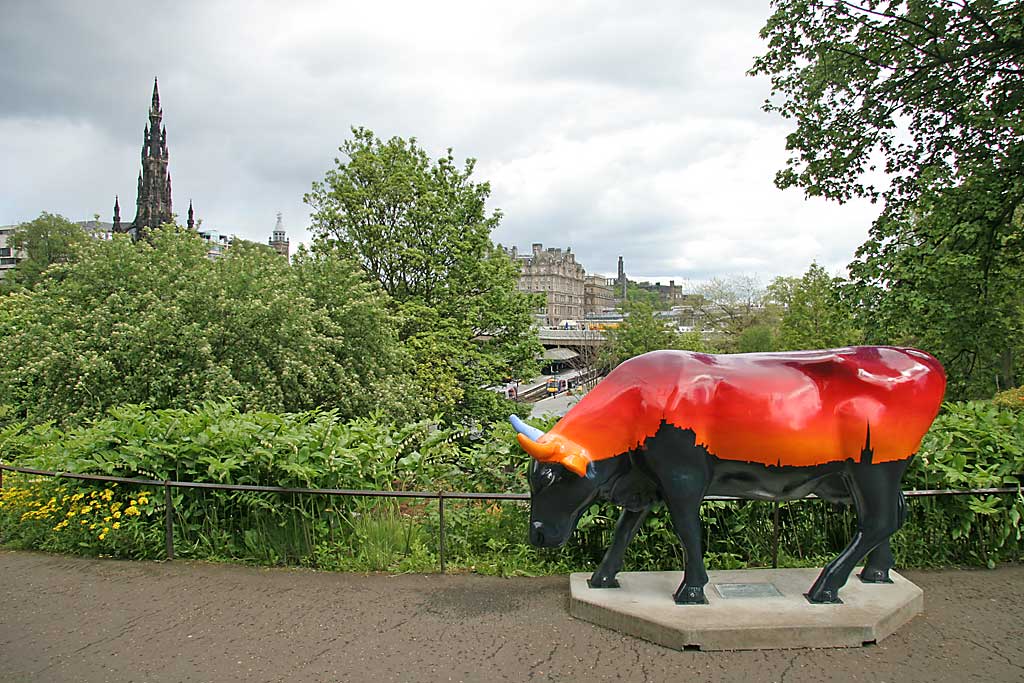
[129,77,173,239]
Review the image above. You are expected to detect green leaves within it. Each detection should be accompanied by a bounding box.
[2,212,88,292]
[768,263,861,351]
[0,227,411,425]
[598,300,703,369]
[305,127,540,421]
[754,0,1024,397]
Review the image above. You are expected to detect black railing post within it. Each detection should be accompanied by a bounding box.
[438,491,446,574]
[163,482,175,560]
[771,501,780,569]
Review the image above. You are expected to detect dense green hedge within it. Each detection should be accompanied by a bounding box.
[1,400,1021,574]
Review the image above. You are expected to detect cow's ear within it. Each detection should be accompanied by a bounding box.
[559,452,590,477]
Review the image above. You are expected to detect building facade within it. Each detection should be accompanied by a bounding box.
[507,243,586,325]
[584,274,616,315]
[637,279,685,305]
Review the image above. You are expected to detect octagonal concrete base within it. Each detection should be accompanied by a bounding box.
[569,568,923,651]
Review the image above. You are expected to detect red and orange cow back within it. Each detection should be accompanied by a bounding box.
[519,347,946,476]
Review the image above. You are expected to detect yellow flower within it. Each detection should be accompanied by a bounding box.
[90,491,98,499]
[138,497,149,505]
[81,506,92,514]
[80,520,88,525]
[99,533,107,541]
[112,522,120,530]
[124,506,140,517]
[104,516,112,522]
[112,511,121,519]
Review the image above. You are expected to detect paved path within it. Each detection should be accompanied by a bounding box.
[1,551,1022,682]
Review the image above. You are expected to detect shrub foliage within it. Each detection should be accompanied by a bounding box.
[2,399,1021,574]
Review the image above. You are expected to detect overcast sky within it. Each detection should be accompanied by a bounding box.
[0,0,881,284]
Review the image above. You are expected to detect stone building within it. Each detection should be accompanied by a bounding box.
[584,274,616,315]
[268,213,290,258]
[506,243,586,325]
[638,279,685,305]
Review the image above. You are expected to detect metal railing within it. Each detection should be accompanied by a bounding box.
[1,461,1020,571]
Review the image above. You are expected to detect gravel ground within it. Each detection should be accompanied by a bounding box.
[1,550,1022,682]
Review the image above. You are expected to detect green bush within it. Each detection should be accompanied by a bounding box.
[0,228,418,426]
[993,386,1024,412]
[2,400,1022,573]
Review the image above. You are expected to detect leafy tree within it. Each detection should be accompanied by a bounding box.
[623,281,665,310]
[3,212,88,290]
[0,228,413,425]
[305,127,541,421]
[599,301,705,369]
[767,263,861,350]
[694,275,777,352]
[752,0,1024,396]
[735,324,778,353]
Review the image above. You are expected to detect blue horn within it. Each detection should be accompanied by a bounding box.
[509,415,545,441]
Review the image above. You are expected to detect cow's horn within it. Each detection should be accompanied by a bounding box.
[516,433,561,461]
[509,415,545,441]
[515,433,591,478]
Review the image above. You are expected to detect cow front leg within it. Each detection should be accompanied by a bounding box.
[589,506,651,588]
[637,424,712,604]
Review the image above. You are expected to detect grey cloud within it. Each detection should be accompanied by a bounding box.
[1,0,877,281]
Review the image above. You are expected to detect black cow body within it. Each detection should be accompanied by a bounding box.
[528,422,909,604]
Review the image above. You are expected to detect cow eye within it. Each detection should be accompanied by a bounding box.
[540,468,556,487]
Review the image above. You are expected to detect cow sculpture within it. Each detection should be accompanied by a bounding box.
[511,347,946,604]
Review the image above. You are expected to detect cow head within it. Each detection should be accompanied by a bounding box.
[511,415,600,547]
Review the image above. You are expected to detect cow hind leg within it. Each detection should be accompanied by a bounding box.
[859,540,896,583]
[859,491,907,583]
[589,506,651,588]
[806,459,909,604]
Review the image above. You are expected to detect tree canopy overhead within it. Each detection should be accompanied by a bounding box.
[751,0,1023,209]
[753,0,1024,396]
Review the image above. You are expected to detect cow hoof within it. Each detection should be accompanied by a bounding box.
[588,575,620,589]
[673,586,708,605]
[858,568,893,584]
[805,589,843,604]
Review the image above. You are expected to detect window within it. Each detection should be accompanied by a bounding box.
[0,247,10,257]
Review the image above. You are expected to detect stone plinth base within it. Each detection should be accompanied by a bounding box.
[569,568,922,651]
